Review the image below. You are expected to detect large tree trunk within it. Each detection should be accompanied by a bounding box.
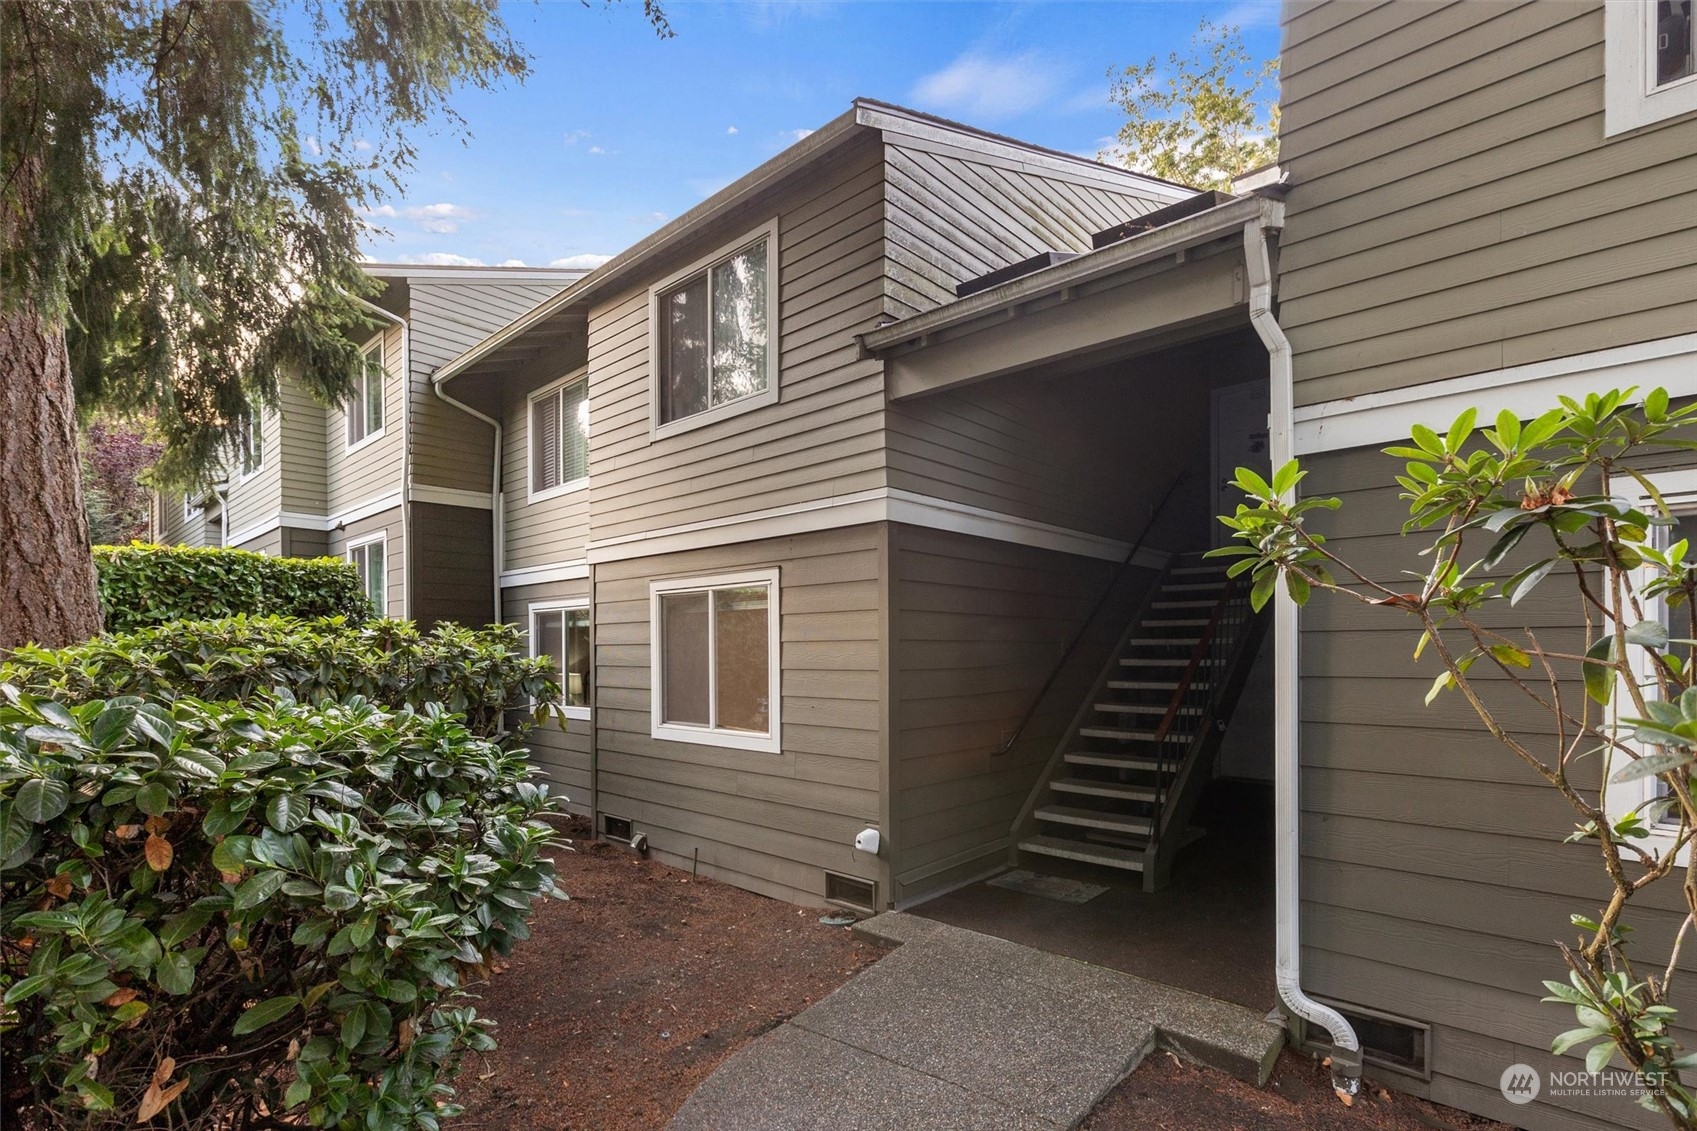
[0,298,102,649]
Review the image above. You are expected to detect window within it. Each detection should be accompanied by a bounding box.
[347,533,387,616]
[347,338,386,449]
[1605,0,1697,136]
[183,494,203,521]
[1614,466,1697,863]
[237,414,263,480]
[649,221,778,437]
[530,601,591,720]
[529,373,589,501]
[650,569,780,753]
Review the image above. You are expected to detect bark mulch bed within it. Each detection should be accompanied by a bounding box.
[1085,1048,1512,1131]
[451,819,883,1131]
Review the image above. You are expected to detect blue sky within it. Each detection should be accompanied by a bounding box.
[360,0,1281,268]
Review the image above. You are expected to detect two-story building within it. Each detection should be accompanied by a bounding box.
[149,4,1697,1122]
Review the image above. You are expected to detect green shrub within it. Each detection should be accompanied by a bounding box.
[94,544,371,631]
[0,688,566,1128]
[1,617,556,741]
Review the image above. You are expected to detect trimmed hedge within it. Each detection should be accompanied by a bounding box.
[94,544,372,631]
[0,617,557,741]
[0,688,565,1127]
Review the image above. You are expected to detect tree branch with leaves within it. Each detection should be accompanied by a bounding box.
[1216,388,1697,1127]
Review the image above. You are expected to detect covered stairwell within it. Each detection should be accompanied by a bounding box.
[1012,551,1268,892]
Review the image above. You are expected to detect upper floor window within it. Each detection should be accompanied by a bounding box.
[529,372,589,501]
[237,414,263,480]
[650,221,778,437]
[347,338,385,450]
[1605,0,1697,136]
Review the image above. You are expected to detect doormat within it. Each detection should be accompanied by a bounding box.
[987,869,1107,904]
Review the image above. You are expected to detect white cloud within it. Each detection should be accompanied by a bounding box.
[727,125,739,135]
[588,145,608,155]
[911,52,1061,120]
[778,127,814,144]
[352,138,373,153]
[548,253,614,270]
[396,252,485,267]
[563,129,591,145]
[303,136,322,157]
[366,204,399,219]
[406,202,477,234]
[498,258,528,267]
[1217,1,1280,29]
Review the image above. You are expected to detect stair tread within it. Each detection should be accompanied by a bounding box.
[1162,581,1226,591]
[1120,657,1220,667]
[1143,618,1211,627]
[1124,637,1201,647]
[1050,778,1158,801]
[1153,600,1219,609]
[1095,702,1203,715]
[1108,680,1209,690]
[1080,726,1190,742]
[1065,751,1166,771]
[1020,835,1146,871]
[1036,805,1154,834]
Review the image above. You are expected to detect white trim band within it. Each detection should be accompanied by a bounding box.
[411,484,495,511]
[501,559,591,588]
[1293,333,1697,455]
[585,487,1173,568]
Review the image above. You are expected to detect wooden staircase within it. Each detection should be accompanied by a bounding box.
[1011,551,1269,892]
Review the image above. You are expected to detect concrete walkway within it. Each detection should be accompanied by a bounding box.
[667,912,1284,1131]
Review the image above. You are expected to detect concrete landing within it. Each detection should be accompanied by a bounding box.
[667,912,1283,1131]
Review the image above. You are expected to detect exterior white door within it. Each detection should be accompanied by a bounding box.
[1211,379,1271,545]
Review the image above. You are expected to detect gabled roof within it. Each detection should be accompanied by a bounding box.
[434,99,1196,388]
[361,263,589,284]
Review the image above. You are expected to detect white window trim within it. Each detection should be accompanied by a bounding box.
[647,218,780,442]
[345,530,388,616]
[649,568,781,754]
[235,413,265,484]
[526,368,590,505]
[1605,0,1697,137]
[1614,465,1697,865]
[529,598,592,721]
[346,337,387,454]
[183,495,204,521]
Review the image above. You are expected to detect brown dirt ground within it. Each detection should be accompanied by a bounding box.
[451,819,883,1131]
[1085,1048,1513,1131]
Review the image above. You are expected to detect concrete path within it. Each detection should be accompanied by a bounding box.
[667,912,1284,1131]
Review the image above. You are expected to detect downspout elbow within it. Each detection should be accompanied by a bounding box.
[1242,214,1363,1100]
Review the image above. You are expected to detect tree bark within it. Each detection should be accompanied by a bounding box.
[0,297,102,649]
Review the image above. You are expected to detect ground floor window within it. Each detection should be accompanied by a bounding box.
[346,533,386,616]
[650,569,780,753]
[531,600,591,720]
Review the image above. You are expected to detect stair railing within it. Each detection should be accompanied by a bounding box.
[1145,572,1257,853]
[993,471,1187,757]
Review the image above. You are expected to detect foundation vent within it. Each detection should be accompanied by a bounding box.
[1309,1003,1430,1080]
[600,814,633,841]
[825,872,876,915]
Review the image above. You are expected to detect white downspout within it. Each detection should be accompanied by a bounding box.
[1244,209,1363,1099]
[430,373,504,625]
[355,297,412,620]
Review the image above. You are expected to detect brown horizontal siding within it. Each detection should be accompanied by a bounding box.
[1279,0,1697,405]
[888,524,1160,902]
[411,502,494,628]
[1297,444,1693,1130]
[591,525,886,906]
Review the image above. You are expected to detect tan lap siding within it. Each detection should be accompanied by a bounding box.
[409,280,567,494]
[223,405,283,543]
[326,322,404,514]
[593,525,886,906]
[1278,0,1697,405]
[502,363,590,573]
[328,507,404,620]
[1299,445,1690,1130]
[278,377,327,517]
[584,137,889,546]
[505,579,593,817]
[888,525,1158,903]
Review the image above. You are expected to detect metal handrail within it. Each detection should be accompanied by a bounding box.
[994,471,1187,756]
[1147,573,1257,849]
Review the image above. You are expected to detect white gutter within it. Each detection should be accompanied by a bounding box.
[429,372,504,623]
[1243,210,1363,1098]
[356,297,412,620]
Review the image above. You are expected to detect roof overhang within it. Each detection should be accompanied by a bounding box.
[862,195,1284,401]
[435,99,1197,392]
